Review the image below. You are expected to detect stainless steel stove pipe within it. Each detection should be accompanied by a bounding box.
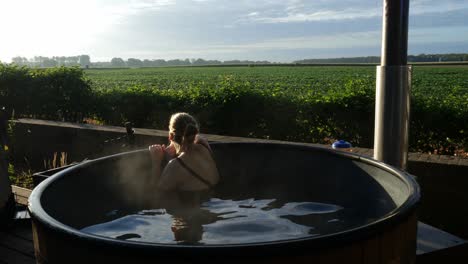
[374,0,411,169]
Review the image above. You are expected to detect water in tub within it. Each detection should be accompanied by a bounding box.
[81,198,355,245]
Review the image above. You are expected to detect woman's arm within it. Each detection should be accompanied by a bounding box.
[164,142,177,159]
[149,144,166,184]
[158,159,179,191]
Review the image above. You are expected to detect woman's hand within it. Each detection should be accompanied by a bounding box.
[165,142,177,159]
[149,144,165,164]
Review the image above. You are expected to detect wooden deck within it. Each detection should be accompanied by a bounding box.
[0,219,35,264]
[1,186,466,264]
[0,187,35,264]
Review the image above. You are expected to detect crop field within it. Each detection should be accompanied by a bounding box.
[82,65,467,155]
[2,63,465,155]
[84,65,467,94]
[85,66,376,92]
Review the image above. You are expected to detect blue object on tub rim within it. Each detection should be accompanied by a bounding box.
[332,140,352,149]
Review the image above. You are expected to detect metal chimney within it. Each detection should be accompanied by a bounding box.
[374,0,412,169]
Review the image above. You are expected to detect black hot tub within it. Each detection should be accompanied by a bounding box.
[29,142,420,264]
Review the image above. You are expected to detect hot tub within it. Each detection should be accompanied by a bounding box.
[29,142,420,263]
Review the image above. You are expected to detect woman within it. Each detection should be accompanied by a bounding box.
[149,112,220,208]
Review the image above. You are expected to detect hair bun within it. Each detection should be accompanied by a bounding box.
[184,123,198,137]
[182,123,198,145]
[169,112,200,147]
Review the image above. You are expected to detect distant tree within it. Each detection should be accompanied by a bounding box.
[79,55,91,67]
[192,58,206,65]
[203,60,221,65]
[224,60,242,64]
[91,61,111,68]
[142,59,153,67]
[11,57,28,66]
[167,59,187,66]
[33,56,43,67]
[153,59,166,66]
[127,58,143,67]
[110,57,126,67]
[65,56,79,66]
[43,58,58,67]
[53,56,67,66]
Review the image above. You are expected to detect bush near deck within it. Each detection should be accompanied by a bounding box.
[0,65,93,122]
[0,64,466,155]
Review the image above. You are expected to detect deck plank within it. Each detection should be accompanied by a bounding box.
[416,222,465,255]
[0,231,35,258]
[4,223,33,242]
[0,222,35,259]
[0,245,35,264]
[0,219,35,264]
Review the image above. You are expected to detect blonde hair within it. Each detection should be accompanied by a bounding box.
[169,112,199,152]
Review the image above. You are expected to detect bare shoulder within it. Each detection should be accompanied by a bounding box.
[159,158,181,190]
[165,158,181,171]
[195,135,212,152]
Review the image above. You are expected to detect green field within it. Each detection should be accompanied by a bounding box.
[84,65,468,94]
[84,66,468,113]
[85,66,377,92]
[3,64,465,189]
[2,63,466,155]
[82,65,467,154]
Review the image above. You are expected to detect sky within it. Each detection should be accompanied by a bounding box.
[1,0,467,63]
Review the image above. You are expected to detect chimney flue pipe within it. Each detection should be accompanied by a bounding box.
[374,0,411,169]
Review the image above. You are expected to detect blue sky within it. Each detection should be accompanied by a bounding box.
[1,0,467,62]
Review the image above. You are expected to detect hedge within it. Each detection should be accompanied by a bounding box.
[0,65,466,155]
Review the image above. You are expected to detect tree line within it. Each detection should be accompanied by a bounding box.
[5,53,468,68]
[108,57,274,67]
[294,53,468,64]
[7,55,273,68]
[10,55,91,68]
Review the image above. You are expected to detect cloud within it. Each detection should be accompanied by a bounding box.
[106,0,176,19]
[208,31,380,51]
[236,0,468,24]
[411,0,468,15]
[135,30,382,58]
[128,0,175,11]
[246,8,380,24]
[123,24,468,60]
[2,0,466,62]
[410,26,468,44]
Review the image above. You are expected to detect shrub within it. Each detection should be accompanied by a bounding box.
[0,65,93,122]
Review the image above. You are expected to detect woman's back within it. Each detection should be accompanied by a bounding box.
[159,144,219,192]
[149,112,219,209]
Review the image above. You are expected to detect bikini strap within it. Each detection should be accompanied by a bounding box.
[176,157,214,188]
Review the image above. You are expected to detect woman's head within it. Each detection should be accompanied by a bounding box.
[169,112,199,152]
